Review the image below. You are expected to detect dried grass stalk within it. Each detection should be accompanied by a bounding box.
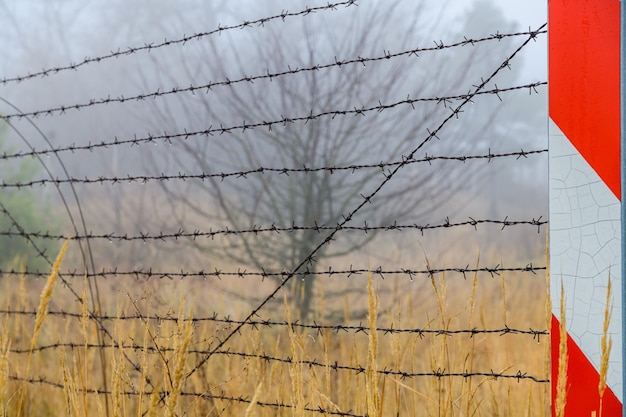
[18,237,70,417]
[0,320,10,417]
[30,237,70,352]
[555,283,568,417]
[598,278,613,416]
[366,271,381,417]
[166,303,193,417]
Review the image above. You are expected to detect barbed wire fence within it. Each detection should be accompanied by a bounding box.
[0,2,549,415]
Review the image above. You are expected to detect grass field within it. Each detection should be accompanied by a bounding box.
[0,238,551,417]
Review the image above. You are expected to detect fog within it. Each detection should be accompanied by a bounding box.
[0,1,548,314]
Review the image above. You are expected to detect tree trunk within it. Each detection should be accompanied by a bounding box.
[291,229,318,321]
[293,271,315,321]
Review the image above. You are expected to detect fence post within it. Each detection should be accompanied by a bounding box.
[622,0,626,413]
[549,1,623,416]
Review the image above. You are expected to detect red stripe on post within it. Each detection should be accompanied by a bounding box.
[551,315,622,417]
[548,0,621,199]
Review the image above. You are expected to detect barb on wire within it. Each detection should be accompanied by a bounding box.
[0,263,547,281]
[0,148,547,189]
[0,0,359,86]
[181,23,548,381]
[0,82,546,162]
[0,29,546,120]
[0,216,547,243]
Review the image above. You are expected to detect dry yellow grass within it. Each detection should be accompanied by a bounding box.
[0,243,549,417]
[0,316,9,417]
[598,279,613,417]
[365,271,381,417]
[16,237,70,417]
[554,283,568,417]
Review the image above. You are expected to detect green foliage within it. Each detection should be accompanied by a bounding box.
[0,123,60,271]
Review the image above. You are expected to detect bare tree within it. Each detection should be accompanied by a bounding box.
[133,1,532,319]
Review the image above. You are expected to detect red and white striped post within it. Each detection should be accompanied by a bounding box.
[549,1,623,416]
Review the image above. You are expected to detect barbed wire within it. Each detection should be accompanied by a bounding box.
[0,148,547,189]
[11,359,548,390]
[0,0,359,86]
[181,23,548,380]
[0,81,545,162]
[0,30,546,121]
[8,375,549,415]
[0,309,548,341]
[0,216,546,244]
[9,343,548,385]
[0,80,544,122]
[7,375,366,417]
[6,372,545,414]
[0,263,546,281]
[0,4,550,411]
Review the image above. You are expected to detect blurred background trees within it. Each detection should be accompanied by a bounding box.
[0,122,59,271]
[0,1,547,319]
[134,1,544,318]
